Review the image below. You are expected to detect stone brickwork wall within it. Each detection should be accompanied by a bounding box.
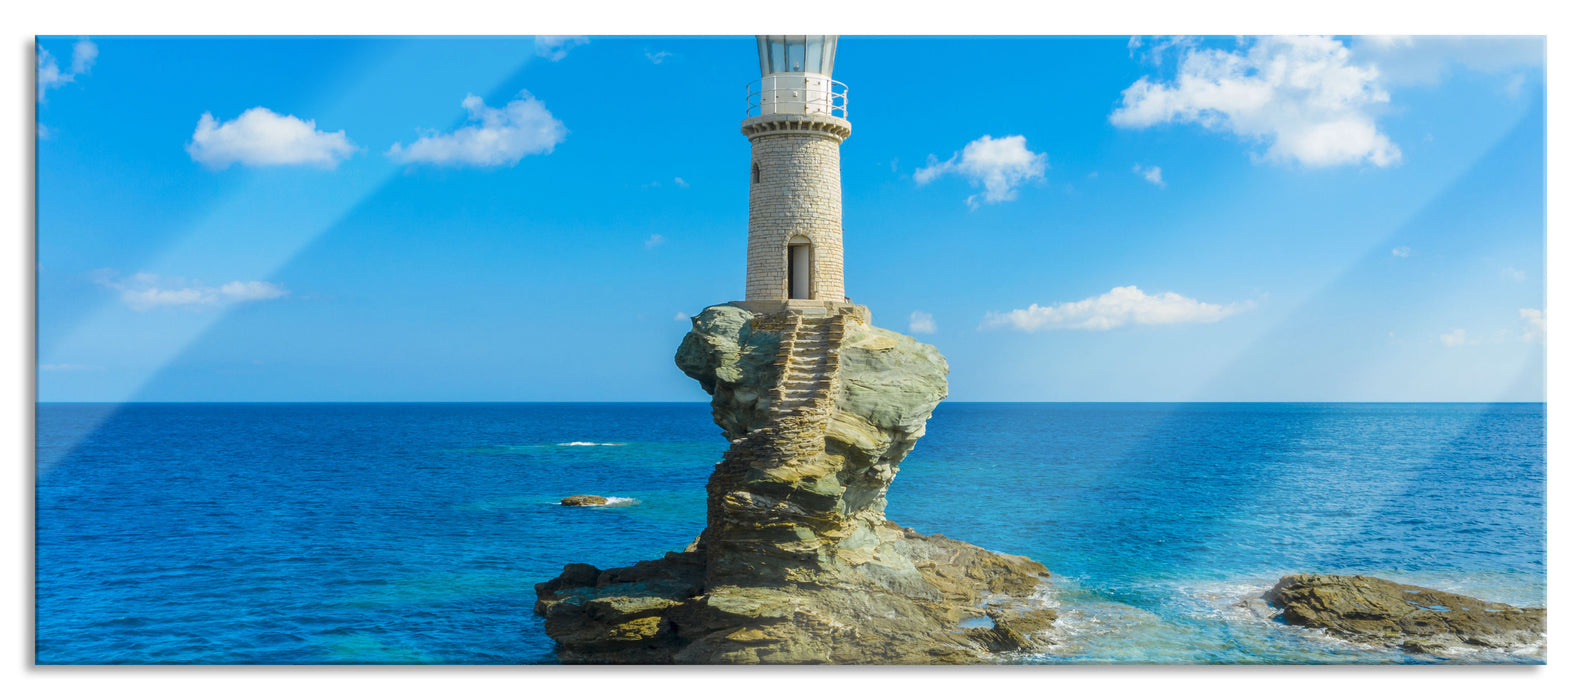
[743,114,850,302]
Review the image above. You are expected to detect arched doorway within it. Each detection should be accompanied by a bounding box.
[787,237,811,299]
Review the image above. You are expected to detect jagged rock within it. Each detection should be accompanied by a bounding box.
[537,303,1057,664]
[1261,574,1546,655]
[560,495,608,506]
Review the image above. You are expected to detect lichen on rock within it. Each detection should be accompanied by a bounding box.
[536,303,1058,664]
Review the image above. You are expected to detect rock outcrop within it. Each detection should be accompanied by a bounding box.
[560,495,608,506]
[535,303,1058,664]
[1261,574,1546,655]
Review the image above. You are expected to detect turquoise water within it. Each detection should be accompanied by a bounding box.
[35,402,1545,664]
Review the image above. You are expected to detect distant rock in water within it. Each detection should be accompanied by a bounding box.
[1261,574,1546,656]
[535,303,1058,664]
[560,495,608,507]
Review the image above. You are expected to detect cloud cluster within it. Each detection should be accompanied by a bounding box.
[915,135,1048,208]
[387,92,567,168]
[37,38,97,101]
[1112,36,1401,168]
[1392,246,1413,258]
[1520,308,1545,343]
[1438,309,1545,347]
[646,51,673,64]
[1133,164,1165,186]
[187,107,357,169]
[909,311,937,335]
[984,285,1253,332]
[535,36,588,62]
[93,270,288,311]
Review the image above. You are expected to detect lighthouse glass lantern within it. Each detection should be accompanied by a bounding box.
[753,35,845,117]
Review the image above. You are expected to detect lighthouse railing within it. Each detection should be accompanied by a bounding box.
[745,76,848,118]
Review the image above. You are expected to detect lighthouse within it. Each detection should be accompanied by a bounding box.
[740,35,855,317]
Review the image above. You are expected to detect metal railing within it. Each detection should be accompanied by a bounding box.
[746,75,848,118]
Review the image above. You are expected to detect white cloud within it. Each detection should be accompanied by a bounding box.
[1348,36,1543,87]
[535,36,588,62]
[983,285,1254,332]
[1112,36,1401,168]
[93,270,288,311]
[909,311,938,335]
[645,51,673,64]
[644,234,666,249]
[1133,164,1166,186]
[1501,266,1526,282]
[1128,35,1201,67]
[915,134,1048,208]
[187,107,357,169]
[37,38,97,101]
[1392,246,1413,258]
[674,176,689,188]
[674,311,690,321]
[387,91,566,168]
[1440,328,1468,347]
[1520,308,1545,343]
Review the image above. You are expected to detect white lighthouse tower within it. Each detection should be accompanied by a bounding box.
[739,35,856,317]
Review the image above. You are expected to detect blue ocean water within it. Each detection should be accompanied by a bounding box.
[35,402,1545,664]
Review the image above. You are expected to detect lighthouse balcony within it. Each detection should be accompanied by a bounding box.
[746,74,848,119]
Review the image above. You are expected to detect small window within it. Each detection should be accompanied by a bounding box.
[752,162,761,184]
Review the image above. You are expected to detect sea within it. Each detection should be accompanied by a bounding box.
[34,402,1546,665]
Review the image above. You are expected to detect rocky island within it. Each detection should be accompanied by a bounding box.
[534,304,1059,663]
[1259,574,1546,656]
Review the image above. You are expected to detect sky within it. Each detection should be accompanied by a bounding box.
[35,35,1546,402]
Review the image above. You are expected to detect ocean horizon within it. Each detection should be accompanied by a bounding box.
[36,401,1546,664]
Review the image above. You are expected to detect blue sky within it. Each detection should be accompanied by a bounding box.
[35,35,1546,402]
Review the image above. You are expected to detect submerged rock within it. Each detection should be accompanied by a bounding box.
[536,303,1057,664]
[1261,574,1546,655]
[560,495,609,507]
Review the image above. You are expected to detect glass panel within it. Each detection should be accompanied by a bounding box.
[824,36,839,76]
[805,35,824,74]
[769,36,786,73]
[788,36,805,72]
[757,36,771,76]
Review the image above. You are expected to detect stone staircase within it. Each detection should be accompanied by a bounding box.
[702,309,856,558]
[769,313,843,422]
